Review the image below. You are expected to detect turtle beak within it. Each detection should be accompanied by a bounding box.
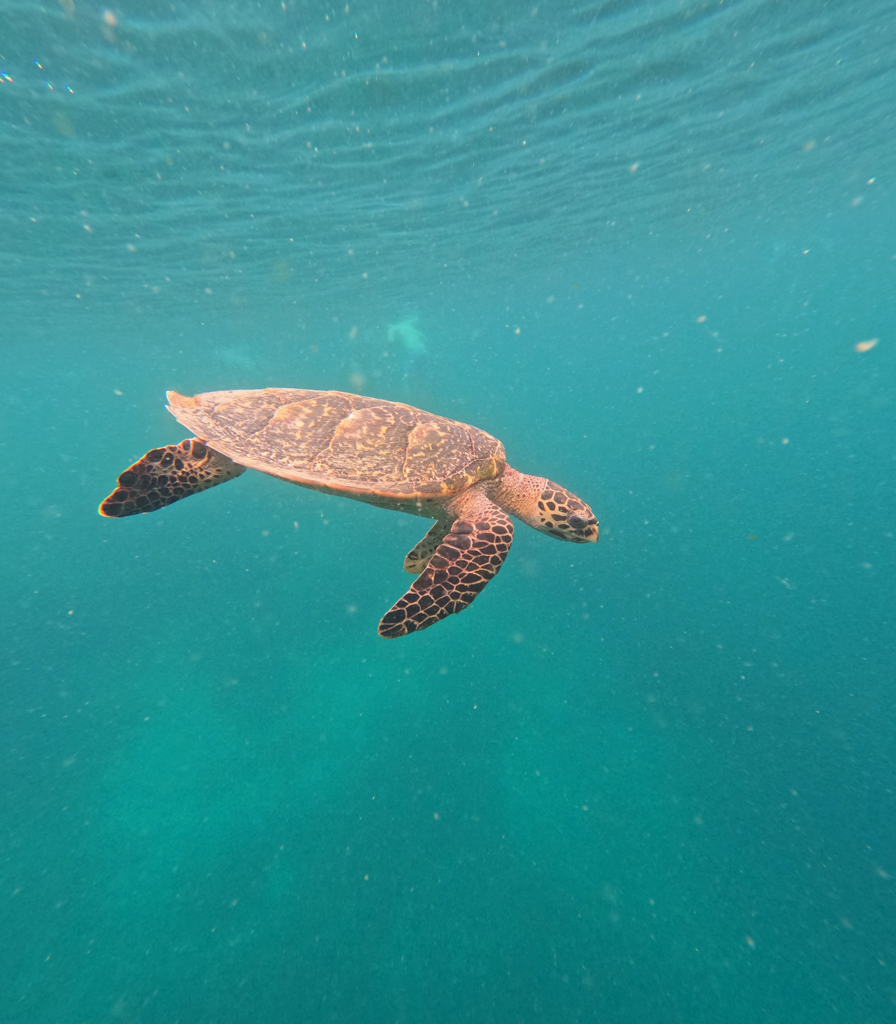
[568,514,599,542]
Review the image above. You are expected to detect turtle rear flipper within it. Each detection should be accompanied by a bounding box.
[379,492,513,638]
[99,439,245,518]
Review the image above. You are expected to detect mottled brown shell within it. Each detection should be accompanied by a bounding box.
[166,388,506,502]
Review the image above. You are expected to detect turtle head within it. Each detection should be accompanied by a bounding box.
[493,470,599,543]
[532,480,599,543]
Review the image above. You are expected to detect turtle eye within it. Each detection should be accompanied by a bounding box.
[568,513,591,530]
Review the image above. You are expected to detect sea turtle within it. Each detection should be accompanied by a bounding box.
[100,388,599,637]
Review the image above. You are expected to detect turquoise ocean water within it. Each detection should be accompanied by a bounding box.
[2,1,894,1020]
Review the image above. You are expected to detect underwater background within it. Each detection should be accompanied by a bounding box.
[2,1,894,1021]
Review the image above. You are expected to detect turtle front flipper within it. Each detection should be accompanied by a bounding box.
[99,439,245,518]
[403,519,452,574]
[379,491,514,638]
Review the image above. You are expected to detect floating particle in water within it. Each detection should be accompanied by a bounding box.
[101,10,117,43]
[386,316,427,354]
[855,337,878,353]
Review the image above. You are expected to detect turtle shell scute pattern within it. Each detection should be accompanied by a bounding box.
[167,388,505,500]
